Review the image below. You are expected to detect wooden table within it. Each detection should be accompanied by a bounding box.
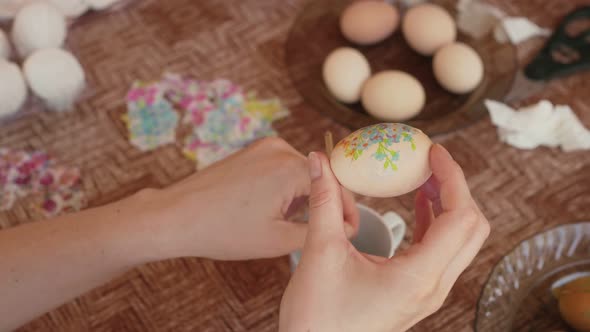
[1,0,589,331]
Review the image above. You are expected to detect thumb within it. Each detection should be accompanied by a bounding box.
[307,152,346,242]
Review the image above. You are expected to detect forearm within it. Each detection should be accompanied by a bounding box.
[0,190,170,331]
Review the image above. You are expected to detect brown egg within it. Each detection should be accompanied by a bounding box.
[361,70,425,121]
[402,3,456,56]
[557,276,590,332]
[340,1,400,45]
[559,292,590,332]
[433,42,484,94]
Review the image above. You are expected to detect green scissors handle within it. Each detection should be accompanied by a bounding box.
[525,6,590,81]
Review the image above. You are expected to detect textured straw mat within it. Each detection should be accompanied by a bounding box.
[0,0,589,331]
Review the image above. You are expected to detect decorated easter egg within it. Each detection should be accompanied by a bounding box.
[330,123,432,197]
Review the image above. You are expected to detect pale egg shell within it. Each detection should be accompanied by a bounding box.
[331,123,432,197]
[0,30,11,59]
[433,42,484,94]
[0,59,28,118]
[87,0,120,10]
[23,48,85,112]
[323,47,371,103]
[48,0,90,17]
[340,1,399,45]
[11,2,67,58]
[361,70,425,121]
[402,3,456,56]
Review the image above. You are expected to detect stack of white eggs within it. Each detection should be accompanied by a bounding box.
[323,1,485,122]
[0,0,121,118]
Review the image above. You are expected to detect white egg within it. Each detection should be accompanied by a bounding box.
[433,42,484,94]
[12,2,67,58]
[23,48,85,112]
[48,0,90,17]
[323,47,371,103]
[0,30,12,59]
[331,123,432,197]
[86,0,120,10]
[0,60,28,118]
[361,70,425,121]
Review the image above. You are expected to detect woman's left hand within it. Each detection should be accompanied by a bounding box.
[140,137,359,260]
[1,137,359,330]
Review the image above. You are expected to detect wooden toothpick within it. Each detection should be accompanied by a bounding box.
[324,131,334,157]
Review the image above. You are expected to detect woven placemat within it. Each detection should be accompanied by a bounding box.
[0,0,588,331]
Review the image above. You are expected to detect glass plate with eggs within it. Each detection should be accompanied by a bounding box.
[285,0,517,137]
[476,222,590,332]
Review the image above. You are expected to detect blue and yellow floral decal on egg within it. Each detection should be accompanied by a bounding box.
[339,123,418,171]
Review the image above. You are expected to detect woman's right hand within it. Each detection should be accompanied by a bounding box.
[279,144,490,332]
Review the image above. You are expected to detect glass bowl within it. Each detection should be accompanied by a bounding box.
[476,222,590,332]
[285,0,517,137]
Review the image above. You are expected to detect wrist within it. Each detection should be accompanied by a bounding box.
[116,187,211,261]
[100,188,182,264]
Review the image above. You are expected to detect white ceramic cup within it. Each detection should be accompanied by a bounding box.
[289,203,406,271]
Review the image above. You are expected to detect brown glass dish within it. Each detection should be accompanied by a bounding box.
[285,0,518,137]
[476,222,590,331]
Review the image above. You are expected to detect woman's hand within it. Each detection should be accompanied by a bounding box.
[145,137,359,260]
[279,144,490,332]
[0,137,358,331]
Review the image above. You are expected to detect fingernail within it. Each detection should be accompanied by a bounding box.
[434,144,453,160]
[308,152,322,180]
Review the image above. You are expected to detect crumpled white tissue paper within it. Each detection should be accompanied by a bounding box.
[456,0,551,44]
[485,99,590,151]
[495,17,551,44]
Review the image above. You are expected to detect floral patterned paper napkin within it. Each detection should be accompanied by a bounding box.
[125,73,289,169]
